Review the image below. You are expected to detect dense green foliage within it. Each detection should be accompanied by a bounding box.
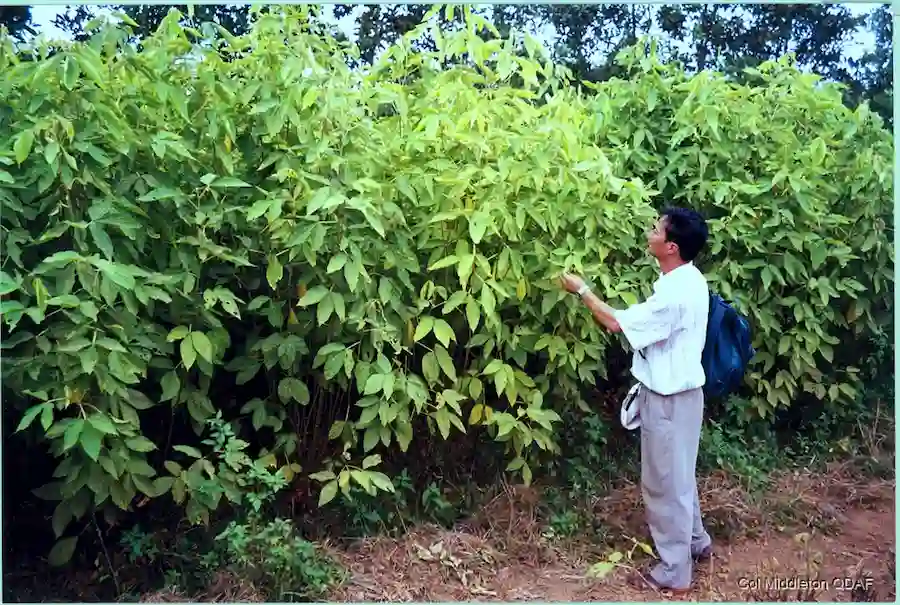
[587,43,894,420]
[0,6,892,568]
[23,3,892,127]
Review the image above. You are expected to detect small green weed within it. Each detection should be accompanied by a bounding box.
[119,525,161,565]
[337,469,462,537]
[204,415,344,601]
[215,515,343,601]
[538,485,596,543]
[116,415,344,601]
[698,416,778,491]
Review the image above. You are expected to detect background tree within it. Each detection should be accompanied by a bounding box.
[51,3,253,41]
[0,6,35,40]
[845,4,893,126]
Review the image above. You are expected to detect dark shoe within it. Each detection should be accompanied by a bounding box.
[692,544,713,562]
[626,565,691,594]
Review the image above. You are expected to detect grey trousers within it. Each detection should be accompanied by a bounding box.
[639,386,712,589]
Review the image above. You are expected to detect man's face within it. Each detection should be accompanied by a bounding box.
[647,217,678,259]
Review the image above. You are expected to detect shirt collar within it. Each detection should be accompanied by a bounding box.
[658,261,694,281]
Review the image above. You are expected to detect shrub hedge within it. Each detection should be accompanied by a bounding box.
[0,7,892,563]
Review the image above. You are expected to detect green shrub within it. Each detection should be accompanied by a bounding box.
[590,42,894,420]
[0,6,891,563]
[115,414,343,601]
[214,515,343,601]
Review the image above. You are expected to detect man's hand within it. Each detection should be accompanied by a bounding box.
[561,272,623,333]
[560,272,586,294]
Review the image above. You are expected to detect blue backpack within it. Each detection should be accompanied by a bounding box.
[701,293,755,399]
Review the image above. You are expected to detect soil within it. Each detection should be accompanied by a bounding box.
[5,463,895,603]
[327,465,896,603]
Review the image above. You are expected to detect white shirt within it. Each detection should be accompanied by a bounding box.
[612,262,709,396]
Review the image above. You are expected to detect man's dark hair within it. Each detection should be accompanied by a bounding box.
[661,207,708,262]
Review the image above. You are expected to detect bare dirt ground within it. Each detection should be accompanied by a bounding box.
[328,463,896,602]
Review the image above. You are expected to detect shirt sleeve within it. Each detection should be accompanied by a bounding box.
[612,293,678,352]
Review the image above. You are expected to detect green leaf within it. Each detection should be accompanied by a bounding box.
[211,176,251,188]
[132,475,158,497]
[127,389,155,410]
[309,470,336,482]
[0,271,19,296]
[422,352,439,384]
[87,414,118,435]
[483,359,503,375]
[432,319,455,348]
[14,130,34,164]
[327,254,348,273]
[494,367,508,396]
[480,285,496,318]
[152,477,175,495]
[89,223,115,259]
[16,404,44,433]
[468,210,490,244]
[323,352,344,380]
[506,456,525,471]
[40,405,54,431]
[332,291,346,320]
[93,259,135,289]
[191,332,213,364]
[180,337,196,370]
[63,419,85,451]
[395,421,413,452]
[588,561,615,579]
[79,301,99,321]
[318,480,338,507]
[809,242,827,270]
[266,255,283,289]
[364,374,385,396]
[297,286,329,307]
[363,426,380,452]
[278,377,310,404]
[48,536,78,567]
[167,326,190,342]
[434,407,451,439]
[173,445,202,458]
[434,345,457,382]
[44,141,59,166]
[160,371,180,402]
[52,502,71,538]
[33,278,49,312]
[79,425,103,461]
[465,299,480,331]
[363,210,386,237]
[414,316,434,341]
[344,258,361,292]
[382,373,395,398]
[368,471,395,492]
[428,255,458,271]
[316,293,334,325]
[362,454,382,469]
[125,437,158,453]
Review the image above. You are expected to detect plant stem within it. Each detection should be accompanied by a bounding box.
[92,512,121,597]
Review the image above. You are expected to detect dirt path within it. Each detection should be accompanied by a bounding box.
[329,468,895,602]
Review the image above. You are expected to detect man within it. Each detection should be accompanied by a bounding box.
[560,207,713,593]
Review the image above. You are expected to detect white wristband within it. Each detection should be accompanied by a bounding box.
[577,284,590,297]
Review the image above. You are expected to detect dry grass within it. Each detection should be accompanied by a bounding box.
[586,470,770,547]
[138,572,265,603]
[464,482,564,565]
[131,463,894,603]
[764,461,896,533]
[324,464,895,603]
